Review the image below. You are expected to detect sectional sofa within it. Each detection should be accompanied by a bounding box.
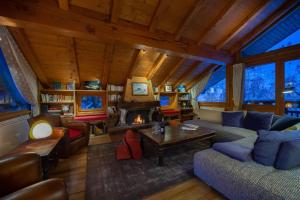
[188,109,300,200]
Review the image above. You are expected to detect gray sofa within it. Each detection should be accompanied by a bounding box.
[189,109,300,200]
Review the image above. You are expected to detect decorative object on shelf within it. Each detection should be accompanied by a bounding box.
[29,120,53,139]
[153,86,159,93]
[164,85,172,92]
[83,80,101,90]
[132,82,148,95]
[177,85,186,92]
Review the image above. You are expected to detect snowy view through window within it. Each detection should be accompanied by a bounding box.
[244,63,275,105]
[198,66,226,102]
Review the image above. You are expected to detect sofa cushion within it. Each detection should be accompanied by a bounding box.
[198,109,222,124]
[284,122,300,131]
[275,139,300,170]
[244,111,273,131]
[213,142,252,161]
[222,111,244,128]
[68,129,82,140]
[270,115,300,131]
[252,130,300,166]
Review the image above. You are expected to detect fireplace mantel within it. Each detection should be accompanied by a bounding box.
[118,101,160,110]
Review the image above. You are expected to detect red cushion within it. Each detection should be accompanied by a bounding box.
[68,129,82,140]
[124,130,142,160]
[162,109,180,116]
[116,141,131,160]
[74,114,107,121]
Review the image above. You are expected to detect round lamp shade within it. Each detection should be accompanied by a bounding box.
[29,120,53,139]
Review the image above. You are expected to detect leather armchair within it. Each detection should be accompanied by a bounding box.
[28,115,89,158]
[0,153,68,200]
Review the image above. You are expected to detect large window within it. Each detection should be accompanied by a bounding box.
[267,29,300,52]
[284,59,300,117]
[197,66,226,102]
[244,63,275,105]
[0,49,29,113]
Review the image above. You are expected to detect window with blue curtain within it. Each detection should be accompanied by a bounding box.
[244,63,276,105]
[197,65,226,102]
[0,48,30,113]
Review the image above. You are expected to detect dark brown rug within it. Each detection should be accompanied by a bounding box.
[86,140,209,200]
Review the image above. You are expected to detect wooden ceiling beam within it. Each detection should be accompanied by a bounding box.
[8,27,49,86]
[127,49,144,79]
[174,61,201,88]
[197,0,236,45]
[175,0,206,41]
[70,38,80,84]
[230,0,300,54]
[159,58,185,86]
[216,0,273,50]
[102,43,115,87]
[0,0,232,64]
[57,0,69,10]
[186,64,218,90]
[148,0,170,33]
[110,0,121,23]
[147,53,168,80]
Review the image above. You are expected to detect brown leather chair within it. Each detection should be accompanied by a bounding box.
[0,153,68,200]
[28,115,89,158]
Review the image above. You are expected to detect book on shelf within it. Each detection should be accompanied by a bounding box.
[108,94,122,102]
[0,94,12,104]
[178,94,190,101]
[40,94,74,103]
[107,84,124,92]
[51,81,75,90]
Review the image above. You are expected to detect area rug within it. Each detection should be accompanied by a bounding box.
[86,140,209,200]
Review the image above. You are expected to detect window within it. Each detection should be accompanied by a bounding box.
[0,49,30,113]
[241,7,300,57]
[284,59,300,117]
[267,29,300,52]
[197,66,226,102]
[244,63,275,105]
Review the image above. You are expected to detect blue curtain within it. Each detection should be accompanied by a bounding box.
[0,48,29,109]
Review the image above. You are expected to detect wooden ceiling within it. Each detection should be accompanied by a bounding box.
[0,0,298,89]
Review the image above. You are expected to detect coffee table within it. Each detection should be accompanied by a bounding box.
[139,126,216,166]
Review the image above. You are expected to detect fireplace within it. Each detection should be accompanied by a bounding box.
[126,109,150,125]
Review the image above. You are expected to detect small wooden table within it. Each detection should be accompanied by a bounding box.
[139,126,216,166]
[6,138,61,179]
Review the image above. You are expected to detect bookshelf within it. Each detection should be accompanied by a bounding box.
[107,84,124,107]
[39,82,108,116]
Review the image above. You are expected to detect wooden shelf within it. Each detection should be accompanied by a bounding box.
[41,89,75,93]
[159,92,177,95]
[108,91,123,94]
[177,92,190,94]
[75,90,106,93]
[40,101,74,104]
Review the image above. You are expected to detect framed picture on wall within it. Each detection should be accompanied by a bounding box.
[165,85,172,92]
[132,82,148,95]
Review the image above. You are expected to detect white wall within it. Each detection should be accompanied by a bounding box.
[0,114,30,156]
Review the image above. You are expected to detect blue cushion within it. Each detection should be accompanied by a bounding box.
[213,142,252,162]
[244,111,273,131]
[222,112,244,128]
[270,115,300,131]
[252,130,300,166]
[275,139,300,170]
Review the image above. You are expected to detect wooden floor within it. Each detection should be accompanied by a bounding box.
[49,134,224,200]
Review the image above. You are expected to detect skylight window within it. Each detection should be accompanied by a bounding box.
[267,29,300,52]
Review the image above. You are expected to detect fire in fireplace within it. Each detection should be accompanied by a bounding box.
[132,114,145,125]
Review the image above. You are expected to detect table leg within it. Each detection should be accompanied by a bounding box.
[158,148,164,166]
[41,156,49,179]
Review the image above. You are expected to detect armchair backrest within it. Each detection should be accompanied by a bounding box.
[28,115,61,127]
[0,153,42,197]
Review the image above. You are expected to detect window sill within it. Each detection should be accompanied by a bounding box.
[198,102,227,107]
[0,110,31,122]
[242,104,275,112]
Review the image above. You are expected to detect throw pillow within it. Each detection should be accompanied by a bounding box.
[222,111,244,128]
[284,122,300,131]
[270,115,300,131]
[244,111,273,131]
[252,130,300,166]
[119,108,127,125]
[213,142,252,162]
[275,139,300,170]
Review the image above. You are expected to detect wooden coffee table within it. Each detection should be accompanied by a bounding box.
[139,126,216,166]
